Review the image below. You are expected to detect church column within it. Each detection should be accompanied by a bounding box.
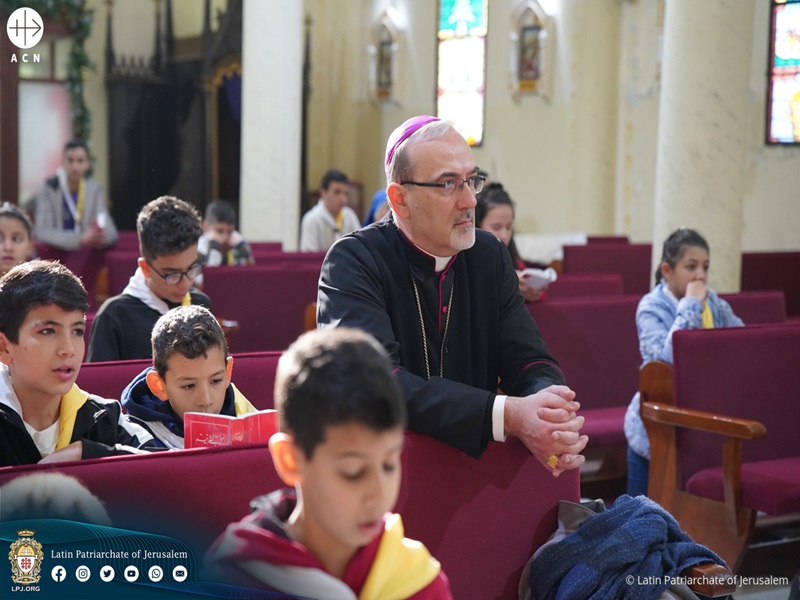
[652,0,756,292]
[239,0,303,247]
[562,0,621,235]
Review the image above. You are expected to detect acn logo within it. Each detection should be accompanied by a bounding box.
[6,7,44,50]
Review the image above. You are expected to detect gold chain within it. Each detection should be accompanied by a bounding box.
[411,275,455,379]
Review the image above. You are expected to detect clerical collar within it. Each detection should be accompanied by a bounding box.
[395,227,456,272]
[411,243,454,272]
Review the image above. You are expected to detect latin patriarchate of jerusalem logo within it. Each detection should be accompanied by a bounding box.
[8,529,43,585]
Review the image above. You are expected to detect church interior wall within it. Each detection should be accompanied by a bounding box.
[74,0,798,250]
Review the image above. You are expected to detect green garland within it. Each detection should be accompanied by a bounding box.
[1,0,94,142]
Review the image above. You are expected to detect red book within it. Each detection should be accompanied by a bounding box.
[183,410,278,449]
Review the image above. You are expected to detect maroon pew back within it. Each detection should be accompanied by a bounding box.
[563,243,652,295]
[545,273,624,300]
[719,290,786,324]
[673,324,800,514]
[0,443,280,553]
[0,433,578,599]
[252,251,327,267]
[397,434,579,600]
[103,250,140,297]
[529,296,642,446]
[37,243,109,311]
[203,265,321,352]
[587,235,629,244]
[741,251,800,317]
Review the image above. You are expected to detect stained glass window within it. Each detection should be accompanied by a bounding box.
[437,0,488,146]
[767,0,800,144]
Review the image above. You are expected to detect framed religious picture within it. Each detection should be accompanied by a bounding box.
[509,0,554,102]
[377,38,393,97]
[519,24,542,87]
[369,12,401,103]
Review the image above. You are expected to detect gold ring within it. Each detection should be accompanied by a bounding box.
[546,454,559,469]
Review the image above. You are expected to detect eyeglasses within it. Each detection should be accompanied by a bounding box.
[400,175,486,196]
[146,260,202,285]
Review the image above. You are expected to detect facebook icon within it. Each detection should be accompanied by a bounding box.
[51,565,66,582]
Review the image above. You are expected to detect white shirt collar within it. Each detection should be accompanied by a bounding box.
[411,243,454,273]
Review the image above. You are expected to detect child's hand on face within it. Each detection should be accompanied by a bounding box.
[38,441,83,464]
[685,280,708,302]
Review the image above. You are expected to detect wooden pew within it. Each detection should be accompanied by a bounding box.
[0,429,734,597]
[103,249,140,297]
[641,324,800,571]
[720,290,786,324]
[113,230,140,251]
[529,296,642,488]
[742,251,800,318]
[202,265,321,352]
[529,291,786,494]
[0,433,579,599]
[562,243,652,295]
[37,243,109,311]
[586,235,630,244]
[545,273,624,299]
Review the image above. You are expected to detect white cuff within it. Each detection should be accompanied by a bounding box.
[492,395,507,442]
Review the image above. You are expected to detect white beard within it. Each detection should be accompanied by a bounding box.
[450,223,476,251]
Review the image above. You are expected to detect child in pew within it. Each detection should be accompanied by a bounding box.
[0,260,157,467]
[0,203,35,276]
[476,182,548,303]
[121,305,257,449]
[87,196,213,362]
[205,328,453,599]
[198,199,255,270]
[624,227,744,496]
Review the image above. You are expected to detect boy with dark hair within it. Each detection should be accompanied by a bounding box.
[0,260,155,466]
[87,196,213,362]
[299,169,361,251]
[33,139,118,251]
[121,305,256,449]
[197,199,254,269]
[0,202,34,276]
[206,327,452,599]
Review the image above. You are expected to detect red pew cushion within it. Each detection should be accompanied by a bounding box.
[686,457,800,516]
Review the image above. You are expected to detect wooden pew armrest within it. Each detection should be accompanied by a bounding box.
[639,361,674,405]
[682,563,736,597]
[642,400,767,538]
[641,401,767,440]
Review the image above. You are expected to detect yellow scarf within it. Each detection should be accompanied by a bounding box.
[75,179,85,222]
[55,385,90,451]
[701,301,714,329]
[359,513,441,600]
[181,293,191,306]
[232,384,257,415]
[335,210,344,232]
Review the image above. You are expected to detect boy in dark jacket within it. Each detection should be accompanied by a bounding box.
[121,305,256,449]
[87,195,213,362]
[0,260,155,466]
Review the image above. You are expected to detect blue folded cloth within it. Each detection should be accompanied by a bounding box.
[530,494,725,600]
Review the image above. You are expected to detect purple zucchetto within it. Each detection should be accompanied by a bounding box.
[384,115,441,168]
